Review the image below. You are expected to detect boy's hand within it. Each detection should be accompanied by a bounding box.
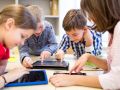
[3,67,29,83]
[40,51,51,62]
[55,49,64,61]
[22,57,33,68]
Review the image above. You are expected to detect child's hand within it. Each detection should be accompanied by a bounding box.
[40,51,51,62]
[55,49,64,61]
[3,67,29,83]
[22,57,33,68]
[70,53,91,74]
[50,74,76,87]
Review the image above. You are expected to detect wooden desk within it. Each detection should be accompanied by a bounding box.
[4,54,102,90]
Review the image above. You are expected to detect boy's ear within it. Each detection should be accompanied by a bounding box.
[5,18,15,31]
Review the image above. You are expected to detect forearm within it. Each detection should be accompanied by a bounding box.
[0,76,5,88]
[87,54,108,71]
[20,52,30,62]
[19,43,30,62]
[74,75,102,88]
[0,60,7,75]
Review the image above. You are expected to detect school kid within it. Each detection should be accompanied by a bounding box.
[0,4,37,88]
[55,9,102,60]
[19,5,58,68]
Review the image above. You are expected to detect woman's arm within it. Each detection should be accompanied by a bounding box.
[70,53,108,73]
[88,54,108,71]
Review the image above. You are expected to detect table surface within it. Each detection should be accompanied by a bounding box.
[3,54,102,90]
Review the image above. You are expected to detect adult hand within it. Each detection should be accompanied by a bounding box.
[69,53,90,74]
[50,74,77,87]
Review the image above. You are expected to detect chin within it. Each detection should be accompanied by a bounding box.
[74,41,80,43]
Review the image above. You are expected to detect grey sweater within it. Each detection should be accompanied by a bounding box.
[19,21,58,62]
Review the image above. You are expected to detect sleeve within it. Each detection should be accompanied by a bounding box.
[59,34,70,53]
[43,22,58,55]
[0,45,9,60]
[98,21,120,89]
[19,40,30,62]
[85,45,94,53]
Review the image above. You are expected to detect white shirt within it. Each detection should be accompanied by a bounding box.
[99,21,120,89]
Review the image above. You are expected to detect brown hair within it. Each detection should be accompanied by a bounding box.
[63,9,87,32]
[81,0,118,34]
[26,5,43,23]
[106,0,120,20]
[0,4,37,30]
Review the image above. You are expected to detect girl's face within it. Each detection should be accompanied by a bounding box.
[66,28,84,43]
[4,28,34,49]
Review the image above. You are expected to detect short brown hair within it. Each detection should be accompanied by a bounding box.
[0,4,37,30]
[63,9,87,32]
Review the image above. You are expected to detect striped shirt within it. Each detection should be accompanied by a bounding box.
[59,30,102,58]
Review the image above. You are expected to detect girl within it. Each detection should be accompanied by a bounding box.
[50,0,120,89]
[0,4,37,88]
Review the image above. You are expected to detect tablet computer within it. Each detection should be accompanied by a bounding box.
[53,72,86,75]
[32,60,69,70]
[5,70,48,87]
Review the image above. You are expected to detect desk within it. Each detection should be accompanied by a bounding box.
[4,54,102,90]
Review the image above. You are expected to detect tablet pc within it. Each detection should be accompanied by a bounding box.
[5,70,48,87]
[32,61,69,70]
[53,72,86,75]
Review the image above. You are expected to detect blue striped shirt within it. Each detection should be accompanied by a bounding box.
[59,30,102,58]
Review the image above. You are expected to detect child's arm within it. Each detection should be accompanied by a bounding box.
[0,60,7,75]
[19,40,30,63]
[0,67,28,88]
[55,34,70,60]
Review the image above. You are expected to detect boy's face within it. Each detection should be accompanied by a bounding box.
[34,22,44,37]
[66,29,84,43]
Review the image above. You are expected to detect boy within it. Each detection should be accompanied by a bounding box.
[19,5,58,68]
[55,9,102,60]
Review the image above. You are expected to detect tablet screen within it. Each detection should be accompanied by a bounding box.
[6,70,48,87]
[32,61,69,70]
[12,71,45,83]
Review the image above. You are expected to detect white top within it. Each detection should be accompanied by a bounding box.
[99,21,120,89]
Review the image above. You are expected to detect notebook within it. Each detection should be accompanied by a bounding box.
[32,60,69,70]
[5,70,48,87]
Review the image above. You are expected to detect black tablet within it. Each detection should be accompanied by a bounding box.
[5,70,48,87]
[53,72,86,75]
[32,60,69,70]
